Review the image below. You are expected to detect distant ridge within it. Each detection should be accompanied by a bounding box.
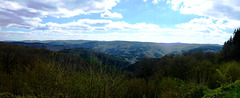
[5,40,222,63]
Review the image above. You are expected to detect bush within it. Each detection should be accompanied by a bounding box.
[186,85,209,98]
[204,80,240,98]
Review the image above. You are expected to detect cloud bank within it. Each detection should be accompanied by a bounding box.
[101,10,123,19]
[0,0,120,28]
[0,0,238,45]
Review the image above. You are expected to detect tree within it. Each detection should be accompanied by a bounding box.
[222,28,240,61]
[133,58,157,82]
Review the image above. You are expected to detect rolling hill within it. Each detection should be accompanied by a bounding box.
[8,40,222,63]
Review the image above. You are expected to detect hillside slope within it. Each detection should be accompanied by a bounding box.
[10,40,222,63]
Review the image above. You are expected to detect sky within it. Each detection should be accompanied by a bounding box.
[0,0,240,45]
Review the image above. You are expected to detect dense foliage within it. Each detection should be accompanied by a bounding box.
[60,48,129,68]
[222,28,240,61]
[1,28,240,97]
[0,42,127,97]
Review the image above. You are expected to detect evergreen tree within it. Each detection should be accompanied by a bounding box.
[222,28,240,61]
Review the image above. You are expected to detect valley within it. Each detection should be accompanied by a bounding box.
[10,40,222,63]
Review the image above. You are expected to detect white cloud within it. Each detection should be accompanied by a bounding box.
[152,0,171,4]
[166,0,171,4]
[1,17,232,44]
[0,31,32,35]
[32,0,120,17]
[0,0,120,28]
[152,0,161,4]
[30,28,231,44]
[164,0,240,44]
[180,18,240,31]
[101,10,123,19]
[0,1,24,10]
[168,0,240,21]
[105,22,161,31]
[176,18,216,32]
[34,19,161,33]
[143,0,148,2]
[174,17,233,44]
[0,0,236,45]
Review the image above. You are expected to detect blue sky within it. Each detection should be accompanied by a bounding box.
[0,0,240,44]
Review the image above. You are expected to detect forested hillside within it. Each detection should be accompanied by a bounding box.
[11,40,222,63]
[0,29,240,97]
[0,42,127,97]
[60,48,129,68]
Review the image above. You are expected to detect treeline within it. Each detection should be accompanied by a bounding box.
[127,51,240,97]
[126,29,240,98]
[123,29,240,97]
[0,29,240,97]
[222,28,240,61]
